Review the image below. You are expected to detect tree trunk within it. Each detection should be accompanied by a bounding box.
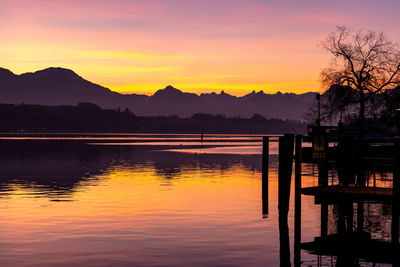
[358,89,365,140]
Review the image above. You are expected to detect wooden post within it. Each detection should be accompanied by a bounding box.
[294,135,302,267]
[357,201,364,233]
[278,134,294,267]
[262,136,269,217]
[337,136,356,186]
[321,202,328,238]
[392,138,400,244]
[312,126,329,186]
[279,214,291,267]
[278,134,295,216]
[318,160,328,186]
[346,201,354,233]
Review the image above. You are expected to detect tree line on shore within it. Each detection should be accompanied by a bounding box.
[0,102,305,133]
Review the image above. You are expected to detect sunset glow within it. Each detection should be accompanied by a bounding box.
[1,0,399,95]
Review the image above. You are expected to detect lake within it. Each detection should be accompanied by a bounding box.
[0,134,394,266]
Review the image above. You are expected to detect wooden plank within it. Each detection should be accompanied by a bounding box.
[301,185,393,202]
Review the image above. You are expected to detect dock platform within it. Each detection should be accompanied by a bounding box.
[301,185,393,202]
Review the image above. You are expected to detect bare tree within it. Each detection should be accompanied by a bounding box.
[320,26,400,136]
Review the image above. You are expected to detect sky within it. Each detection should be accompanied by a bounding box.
[1,0,399,96]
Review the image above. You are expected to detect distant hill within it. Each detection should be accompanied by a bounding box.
[0,67,317,121]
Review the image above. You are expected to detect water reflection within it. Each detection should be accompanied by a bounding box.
[0,141,271,198]
[299,157,399,266]
[0,139,286,266]
[300,200,399,266]
[0,137,395,266]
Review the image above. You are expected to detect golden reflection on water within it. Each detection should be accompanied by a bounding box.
[0,138,394,266]
[0,155,295,266]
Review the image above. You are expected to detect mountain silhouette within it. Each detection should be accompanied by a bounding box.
[0,67,317,120]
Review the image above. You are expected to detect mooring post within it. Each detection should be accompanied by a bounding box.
[316,129,330,237]
[346,201,354,233]
[392,138,400,244]
[278,134,294,267]
[356,143,365,232]
[313,126,328,186]
[262,136,269,217]
[318,158,328,186]
[294,135,302,267]
[278,134,295,216]
[337,202,345,234]
[321,202,328,238]
[279,215,291,267]
[337,136,356,186]
[357,201,364,233]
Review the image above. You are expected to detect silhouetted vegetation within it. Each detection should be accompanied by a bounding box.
[320,27,400,137]
[310,85,400,137]
[0,103,306,133]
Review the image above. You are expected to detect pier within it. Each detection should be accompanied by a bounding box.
[263,130,400,266]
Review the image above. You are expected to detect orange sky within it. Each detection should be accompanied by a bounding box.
[1,0,399,95]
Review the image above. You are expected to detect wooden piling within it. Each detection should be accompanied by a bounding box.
[392,138,400,244]
[321,202,328,238]
[336,136,356,186]
[357,201,364,232]
[294,135,302,267]
[346,201,354,233]
[278,134,294,267]
[294,135,302,216]
[312,126,328,186]
[278,134,295,216]
[262,136,269,217]
[279,213,291,267]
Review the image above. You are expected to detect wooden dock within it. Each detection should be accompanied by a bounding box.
[301,185,393,202]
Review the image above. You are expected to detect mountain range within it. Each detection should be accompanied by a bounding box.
[0,67,317,121]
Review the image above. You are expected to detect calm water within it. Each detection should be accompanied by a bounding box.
[0,134,394,266]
